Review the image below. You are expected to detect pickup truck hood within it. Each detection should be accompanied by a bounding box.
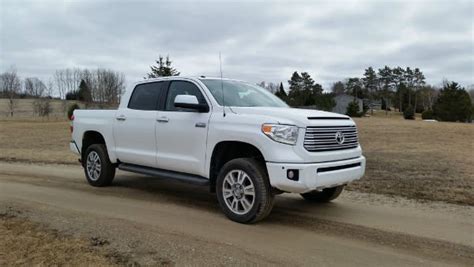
[229,107,352,127]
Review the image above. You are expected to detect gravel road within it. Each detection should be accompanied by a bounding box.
[1,162,473,266]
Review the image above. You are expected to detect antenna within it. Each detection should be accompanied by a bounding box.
[219,52,226,117]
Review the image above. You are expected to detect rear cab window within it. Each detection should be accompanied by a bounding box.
[128,82,164,110]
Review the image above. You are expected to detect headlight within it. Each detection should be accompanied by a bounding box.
[261,124,299,145]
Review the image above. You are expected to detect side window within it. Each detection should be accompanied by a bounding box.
[128,82,163,110]
[165,81,207,111]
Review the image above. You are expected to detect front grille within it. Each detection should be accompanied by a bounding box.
[304,125,359,152]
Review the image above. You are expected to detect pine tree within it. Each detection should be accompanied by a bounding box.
[287,71,303,106]
[275,82,287,100]
[362,67,378,114]
[377,66,394,114]
[147,55,180,78]
[413,68,426,113]
[433,82,472,122]
[288,71,303,92]
[392,66,406,111]
[78,79,92,103]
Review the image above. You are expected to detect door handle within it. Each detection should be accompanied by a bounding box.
[195,122,206,128]
[116,115,126,121]
[156,117,169,123]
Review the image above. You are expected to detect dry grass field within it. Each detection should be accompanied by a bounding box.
[350,115,473,205]
[0,209,116,266]
[0,115,473,205]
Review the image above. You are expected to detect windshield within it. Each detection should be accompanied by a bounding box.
[200,79,288,108]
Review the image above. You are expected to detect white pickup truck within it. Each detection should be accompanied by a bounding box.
[70,76,365,223]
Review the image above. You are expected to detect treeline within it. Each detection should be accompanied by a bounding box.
[0,67,125,117]
[260,72,336,111]
[329,66,472,122]
[331,66,428,113]
[260,66,473,122]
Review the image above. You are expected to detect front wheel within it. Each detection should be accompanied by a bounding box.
[83,144,115,187]
[300,185,344,202]
[216,158,274,224]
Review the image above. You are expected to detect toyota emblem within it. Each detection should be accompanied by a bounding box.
[335,131,345,144]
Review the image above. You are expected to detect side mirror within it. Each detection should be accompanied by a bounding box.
[174,94,209,112]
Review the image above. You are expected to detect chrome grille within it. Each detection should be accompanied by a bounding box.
[304,125,359,152]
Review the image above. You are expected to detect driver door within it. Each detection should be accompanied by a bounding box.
[155,80,211,176]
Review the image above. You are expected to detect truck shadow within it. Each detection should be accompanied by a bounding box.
[110,171,342,221]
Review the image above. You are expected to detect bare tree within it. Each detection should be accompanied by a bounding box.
[53,68,125,106]
[53,68,82,99]
[419,85,438,111]
[0,68,22,116]
[24,77,46,98]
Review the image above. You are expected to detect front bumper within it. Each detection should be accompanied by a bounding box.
[266,156,366,194]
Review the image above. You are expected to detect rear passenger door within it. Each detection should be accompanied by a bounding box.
[113,82,165,167]
[155,80,211,176]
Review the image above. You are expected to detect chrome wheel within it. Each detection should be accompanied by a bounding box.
[86,151,101,181]
[222,170,255,215]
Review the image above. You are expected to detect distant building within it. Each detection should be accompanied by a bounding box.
[332,94,363,115]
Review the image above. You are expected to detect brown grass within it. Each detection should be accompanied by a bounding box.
[349,115,474,205]
[0,212,115,266]
[0,119,77,164]
[0,116,473,205]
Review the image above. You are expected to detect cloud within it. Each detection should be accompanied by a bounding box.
[1,0,472,90]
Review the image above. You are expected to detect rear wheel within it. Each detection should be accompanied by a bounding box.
[216,158,274,224]
[84,144,115,187]
[300,185,344,202]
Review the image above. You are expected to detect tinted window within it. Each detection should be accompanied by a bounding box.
[165,81,207,111]
[128,82,163,110]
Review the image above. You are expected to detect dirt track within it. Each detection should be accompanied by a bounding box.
[1,162,473,266]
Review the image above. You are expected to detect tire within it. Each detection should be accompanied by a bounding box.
[300,185,344,202]
[83,144,115,187]
[216,158,274,224]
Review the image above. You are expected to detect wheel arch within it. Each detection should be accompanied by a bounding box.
[81,131,107,164]
[209,141,267,192]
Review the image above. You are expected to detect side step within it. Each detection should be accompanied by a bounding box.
[118,163,209,186]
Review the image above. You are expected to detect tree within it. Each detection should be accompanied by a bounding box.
[53,68,125,106]
[77,79,92,103]
[469,86,474,102]
[314,93,336,111]
[287,71,303,106]
[362,67,378,114]
[346,100,361,117]
[413,68,426,113]
[24,77,46,98]
[0,68,21,116]
[419,85,438,111]
[331,81,345,95]
[345,78,364,99]
[433,82,472,122]
[275,82,287,100]
[146,55,180,78]
[404,67,415,106]
[377,66,394,114]
[258,81,278,94]
[392,66,406,111]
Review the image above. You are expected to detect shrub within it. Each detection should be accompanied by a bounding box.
[403,105,415,120]
[67,103,80,120]
[421,109,434,120]
[346,100,361,117]
[66,90,79,100]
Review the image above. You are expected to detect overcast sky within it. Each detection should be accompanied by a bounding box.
[1,0,473,90]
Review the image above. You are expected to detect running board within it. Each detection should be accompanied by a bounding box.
[118,163,209,186]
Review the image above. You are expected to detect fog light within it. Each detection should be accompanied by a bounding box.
[287,169,299,181]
